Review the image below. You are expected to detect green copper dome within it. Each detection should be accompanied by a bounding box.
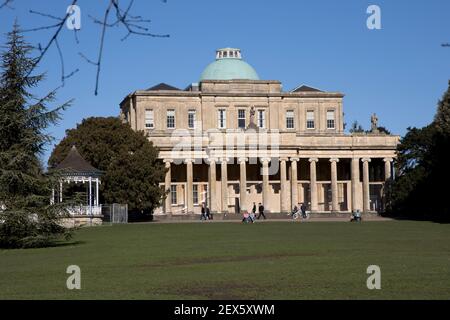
[200,48,259,81]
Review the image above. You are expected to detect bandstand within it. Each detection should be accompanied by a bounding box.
[53,145,103,226]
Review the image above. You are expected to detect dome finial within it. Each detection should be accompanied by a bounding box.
[216,48,242,60]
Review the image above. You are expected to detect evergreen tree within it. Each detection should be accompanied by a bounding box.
[49,117,166,215]
[434,81,450,134]
[0,22,72,248]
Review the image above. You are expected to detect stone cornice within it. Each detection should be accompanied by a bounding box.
[119,90,345,105]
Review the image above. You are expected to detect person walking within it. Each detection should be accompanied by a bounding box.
[292,205,299,219]
[200,203,207,221]
[206,206,212,220]
[300,203,308,219]
[257,202,266,220]
[252,202,257,215]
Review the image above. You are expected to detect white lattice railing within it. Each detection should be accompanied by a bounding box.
[67,205,102,216]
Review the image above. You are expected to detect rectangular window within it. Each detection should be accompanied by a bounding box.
[167,109,175,129]
[286,110,294,129]
[145,109,154,129]
[327,110,335,129]
[188,110,196,129]
[257,110,265,128]
[238,109,246,129]
[306,110,315,129]
[217,109,226,129]
[170,185,177,205]
[193,185,198,205]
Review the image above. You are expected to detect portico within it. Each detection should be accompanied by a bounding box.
[159,153,394,215]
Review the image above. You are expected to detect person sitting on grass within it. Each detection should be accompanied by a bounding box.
[350,210,362,222]
[242,210,251,223]
[242,210,254,223]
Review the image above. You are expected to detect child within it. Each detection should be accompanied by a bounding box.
[242,211,251,223]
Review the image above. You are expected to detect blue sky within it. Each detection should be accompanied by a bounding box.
[0,0,449,165]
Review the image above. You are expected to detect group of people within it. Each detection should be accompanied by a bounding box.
[242,202,266,223]
[200,203,213,220]
[203,201,362,222]
[291,203,309,220]
[202,201,310,223]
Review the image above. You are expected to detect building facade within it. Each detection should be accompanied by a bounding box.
[119,48,399,217]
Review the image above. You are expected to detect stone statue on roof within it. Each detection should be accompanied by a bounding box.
[371,113,379,133]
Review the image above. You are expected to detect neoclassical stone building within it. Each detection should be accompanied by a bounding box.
[119,48,399,217]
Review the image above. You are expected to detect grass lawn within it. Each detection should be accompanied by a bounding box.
[1,220,450,299]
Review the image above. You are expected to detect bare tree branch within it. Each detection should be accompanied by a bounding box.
[80,0,169,95]
[0,0,14,10]
[55,38,79,86]
[26,0,79,78]
[2,0,169,95]
[93,0,113,96]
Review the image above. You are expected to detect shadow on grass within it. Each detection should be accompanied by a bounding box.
[381,212,450,224]
[49,240,86,248]
[0,240,85,250]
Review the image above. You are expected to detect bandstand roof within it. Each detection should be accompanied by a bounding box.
[55,146,102,177]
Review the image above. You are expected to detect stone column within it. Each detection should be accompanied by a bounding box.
[351,157,360,212]
[164,160,172,215]
[208,158,217,213]
[290,158,299,210]
[362,158,371,213]
[280,157,288,213]
[185,159,194,214]
[238,157,248,212]
[309,158,319,212]
[96,178,99,206]
[383,158,393,181]
[330,158,339,212]
[220,158,229,214]
[261,157,270,213]
[88,176,92,215]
